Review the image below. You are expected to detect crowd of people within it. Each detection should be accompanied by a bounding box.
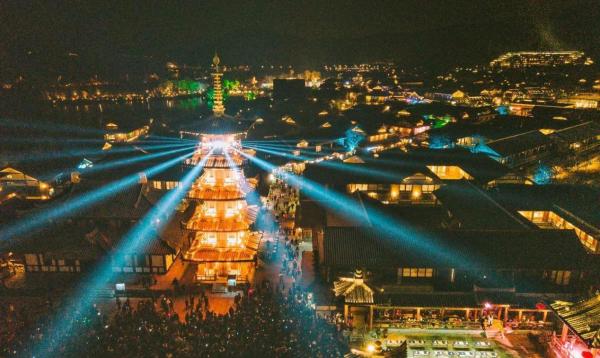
[3,282,347,357]
[1,297,53,354]
[266,177,299,222]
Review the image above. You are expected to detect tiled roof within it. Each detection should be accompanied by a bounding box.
[295,199,327,228]
[61,183,154,220]
[188,186,248,200]
[186,216,251,232]
[183,247,257,262]
[492,184,600,235]
[551,294,600,348]
[303,159,436,186]
[135,237,177,255]
[434,181,531,230]
[486,130,552,157]
[323,227,588,270]
[3,223,167,259]
[380,148,509,185]
[550,121,600,143]
[203,156,244,168]
[333,276,375,304]
[245,231,262,251]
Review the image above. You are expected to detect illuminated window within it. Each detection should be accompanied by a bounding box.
[401,267,433,278]
[225,202,236,217]
[203,234,217,246]
[547,270,571,285]
[224,173,236,185]
[580,235,598,252]
[205,173,216,185]
[206,202,217,216]
[227,234,239,247]
[422,184,436,193]
[348,184,370,192]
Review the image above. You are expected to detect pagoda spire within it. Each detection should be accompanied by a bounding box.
[211,52,225,117]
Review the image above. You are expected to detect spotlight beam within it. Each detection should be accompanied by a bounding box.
[2,142,193,166]
[149,135,197,143]
[245,143,336,158]
[31,150,212,357]
[75,145,196,178]
[0,151,194,247]
[245,144,333,161]
[245,145,401,182]
[243,137,343,145]
[223,150,281,259]
[234,148,476,268]
[244,142,338,154]
[48,147,192,180]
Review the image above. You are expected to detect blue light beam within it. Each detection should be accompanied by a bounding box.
[31,149,212,357]
[234,148,476,268]
[0,151,195,246]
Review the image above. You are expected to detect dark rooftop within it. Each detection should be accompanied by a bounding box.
[434,181,532,230]
[323,227,588,270]
[550,294,600,349]
[491,184,600,235]
[484,130,553,157]
[378,148,509,184]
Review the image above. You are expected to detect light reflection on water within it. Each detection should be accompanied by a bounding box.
[46,97,206,130]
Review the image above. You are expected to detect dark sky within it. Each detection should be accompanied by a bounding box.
[1,0,600,74]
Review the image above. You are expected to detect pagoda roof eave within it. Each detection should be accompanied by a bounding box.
[182,247,258,262]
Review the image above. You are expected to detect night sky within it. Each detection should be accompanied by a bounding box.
[1,0,600,75]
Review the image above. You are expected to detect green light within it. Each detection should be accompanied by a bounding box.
[423,114,452,128]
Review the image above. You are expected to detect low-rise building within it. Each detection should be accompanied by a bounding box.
[490,51,590,69]
[475,130,555,168]
[435,181,600,254]
[1,183,185,277]
[0,166,54,203]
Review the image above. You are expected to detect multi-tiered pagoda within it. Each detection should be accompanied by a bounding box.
[182,54,261,286]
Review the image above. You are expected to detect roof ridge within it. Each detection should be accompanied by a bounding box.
[553,121,594,133]
[487,129,545,144]
[465,181,530,229]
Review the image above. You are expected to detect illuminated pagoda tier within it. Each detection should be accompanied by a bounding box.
[181,54,261,285]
